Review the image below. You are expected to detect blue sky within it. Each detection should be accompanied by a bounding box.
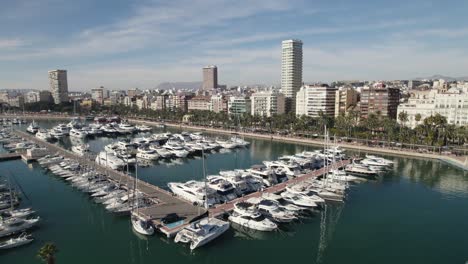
[1,0,468,91]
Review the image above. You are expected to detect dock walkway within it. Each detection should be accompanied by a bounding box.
[209,160,349,217]
[12,129,205,236]
[0,152,22,161]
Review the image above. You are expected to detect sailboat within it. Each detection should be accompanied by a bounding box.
[131,158,154,236]
[174,148,230,250]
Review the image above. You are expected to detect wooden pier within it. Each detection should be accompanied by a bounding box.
[12,129,206,237]
[0,152,22,161]
[209,160,350,218]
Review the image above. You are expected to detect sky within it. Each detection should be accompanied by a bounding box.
[1,0,468,91]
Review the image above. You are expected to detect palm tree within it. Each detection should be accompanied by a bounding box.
[398,111,409,127]
[37,243,58,264]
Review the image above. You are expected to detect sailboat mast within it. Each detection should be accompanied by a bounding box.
[202,148,208,210]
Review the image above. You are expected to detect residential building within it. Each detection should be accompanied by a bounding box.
[334,88,359,117]
[173,93,192,112]
[360,83,400,119]
[188,96,211,111]
[91,86,107,104]
[210,95,226,113]
[228,96,251,115]
[295,84,337,117]
[136,95,150,110]
[25,91,40,103]
[281,39,303,112]
[251,90,285,117]
[8,95,24,108]
[48,69,69,104]
[397,87,468,127]
[127,88,141,98]
[202,65,218,90]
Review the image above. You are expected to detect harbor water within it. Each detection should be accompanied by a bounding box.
[1,120,467,264]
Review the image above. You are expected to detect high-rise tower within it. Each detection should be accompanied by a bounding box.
[281,39,303,112]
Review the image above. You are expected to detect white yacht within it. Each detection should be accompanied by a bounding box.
[0,217,40,238]
[206,176,238,202]
[135,125,152,132]
[246,197,297,223]
[0,233,34,249]
[136,148,160,161]
[228,202,278,232]
[216,139,237,149]
[71,144,90,156]
[164,143,189,158]
[174,217,229,250]
[35,129,53,141]
[95,151,125,170]
[131,214,154,236]
[26,121,39,134]
[365,155,394,166]
[118,122,136,132]
[167,181,217,207]
[149,145,173,158]
[280,191,318,208]
[69,128,87,138]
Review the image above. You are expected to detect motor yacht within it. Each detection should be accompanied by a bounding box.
[246,197,297,223]
[228,202,278,231]
[174,217,229,250]
[95,151,125,170]
[167,181,218,207]
[136,148,160,161]
[206,175,238,202]
[118,122,136,133]
[71,144,90,156]
[135,125,152,132]
[0,233,33,249]
[69,128,87,138]
[280,191,318,208]
[164,143,189,158]
[26,121,39,134]
[35,129,53,141]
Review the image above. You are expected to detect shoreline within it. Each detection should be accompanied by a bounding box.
[4,114,468,171]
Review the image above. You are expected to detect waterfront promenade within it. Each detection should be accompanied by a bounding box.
[4,114,467,170]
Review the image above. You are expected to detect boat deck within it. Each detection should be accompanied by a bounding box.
[12,129,206,236]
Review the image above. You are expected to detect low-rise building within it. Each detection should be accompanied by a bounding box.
[397,87,468,127]
[188,96,211,111]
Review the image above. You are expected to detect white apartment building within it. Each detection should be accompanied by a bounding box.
[48,69,69,104]
[296,85,337,117]
[25,91,40,103]
[228,96,251,115]
[91,86,108,104]
[281,39,303,112]
[397,87,468,128]
[251,90,285,117]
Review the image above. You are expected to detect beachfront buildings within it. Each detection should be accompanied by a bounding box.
[281,39,303,113]
[359,83,400,119]
[48,69,69,104]
[251,90,285,117]
[188,96,211,111]
[203,65,218,90]
[397,87,468,128]
[91,86,108,105]
[295,85,337,117]
[335,88,359,117]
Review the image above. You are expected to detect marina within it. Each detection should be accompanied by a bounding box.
[0,119,467,264]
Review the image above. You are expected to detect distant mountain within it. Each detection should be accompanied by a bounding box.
[156,82,202,90]
[414,75,468,81]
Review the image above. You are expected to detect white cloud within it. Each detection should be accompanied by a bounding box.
[0,39,24,49]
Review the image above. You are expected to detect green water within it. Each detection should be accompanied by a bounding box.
[1,121,467,264]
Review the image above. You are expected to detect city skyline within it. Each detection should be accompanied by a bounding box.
[2,0,468,90]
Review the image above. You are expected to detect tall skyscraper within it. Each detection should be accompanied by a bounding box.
[48,69,69,104]
[281,39,303,112]
[202,65,218,90]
